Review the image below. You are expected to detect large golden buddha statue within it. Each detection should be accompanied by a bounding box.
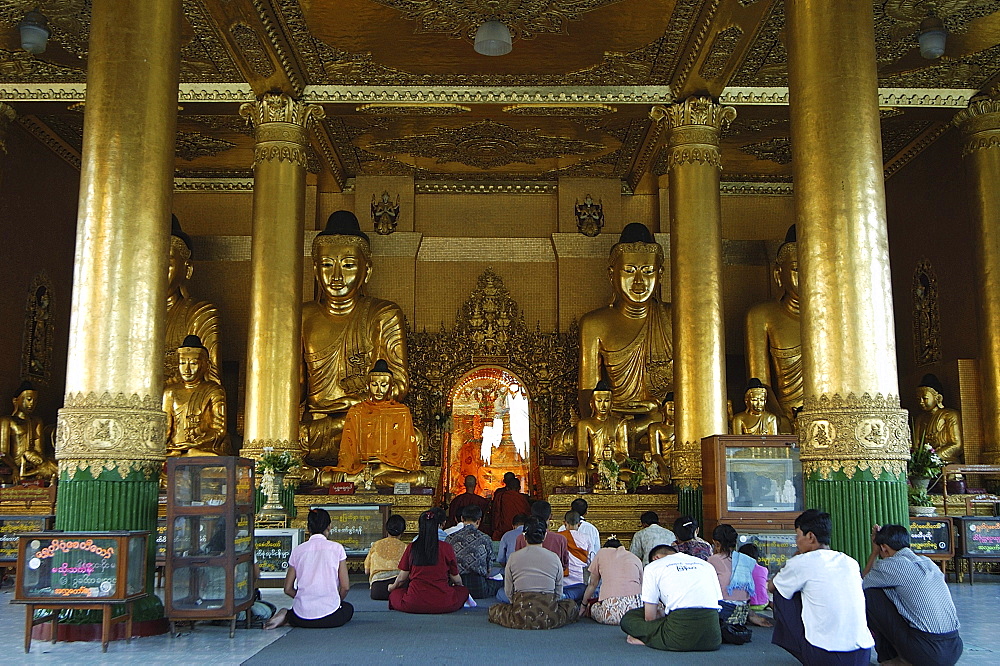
[166,216,220,384]
[731,378,779,435]
[0,382,57,483]
[745,225,801,433]
[300,211,410,473]
[335,359,424,486]
[912,373,964,465]
[579,222,672,444]
[575,380,629,486]
[163,335,231,457]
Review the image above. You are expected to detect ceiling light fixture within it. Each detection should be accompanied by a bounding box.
[474,20,512,57]
[918,15,946,59]
[19,10,50,55]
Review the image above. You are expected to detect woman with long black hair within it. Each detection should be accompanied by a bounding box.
[387,509,470,613]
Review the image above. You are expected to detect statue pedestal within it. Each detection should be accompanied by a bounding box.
[547,490,678,552]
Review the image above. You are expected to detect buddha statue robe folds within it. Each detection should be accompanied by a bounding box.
[912,374,964,465]
[166,216,220,384]
[731,378,779,436]
[0,382,56,483]
[163,336,231,457]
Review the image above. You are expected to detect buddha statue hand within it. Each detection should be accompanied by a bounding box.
[345,463,425,487]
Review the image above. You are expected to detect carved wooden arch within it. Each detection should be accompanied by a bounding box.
[912,258,941,367]
[406,267,579,467]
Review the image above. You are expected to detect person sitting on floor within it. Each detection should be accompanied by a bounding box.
[630,510,677,566]
[558,510,591,602]
[365,514,407,601]
[488,516,580,630]
[738,542,774,627]
[388,509,471,614]
[266,508,353,629]
[514,500,569,578]
[490,473,531,540]
[620,543,722,652]
[571,498,601,565]
[768,509,874,665]
[497,513,528,567]
[581,537,643,625]
[672,515,713,560]
[447,504,503,599]
[862,523,963,666]
[708,523,772,629]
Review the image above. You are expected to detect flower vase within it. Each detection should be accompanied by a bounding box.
[911,478,931,493]
[909,505,936,517]
[260,470,287,517]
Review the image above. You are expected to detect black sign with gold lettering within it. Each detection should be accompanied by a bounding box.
[908,517,953,557]
[0,515,52,563]
[957,517,1000,558]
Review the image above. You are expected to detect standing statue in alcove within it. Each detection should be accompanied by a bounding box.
[166,215,220,384]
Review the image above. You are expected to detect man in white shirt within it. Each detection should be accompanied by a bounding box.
[571,498,600,563]
[629,511,677,565]
[620,543,722,652]
[557,510,591,601]
[769,509,874,665]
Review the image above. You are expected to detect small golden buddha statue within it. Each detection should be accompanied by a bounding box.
[640,451,665,485]
[647,391,674,480]
[596,446,626,492]
[0,382,56,483]
[912,373,963,465]
[745,225,801,433]
[335,359,425,487]
[579,223,672,446]
[731,378,779,435]
[575,380,629,486]
[163,335,231,457]
[166,216,221,384]
[300,211,411,474]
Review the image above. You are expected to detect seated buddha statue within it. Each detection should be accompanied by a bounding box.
[575,380,629,487]
[731,378,779,435]
[0,381,57,483]
[578,222,673,448]
[912,373,963,465]
[166,216,220,384]
[745,225,801,433]
[300,211,411,475]
[163,335,231,457]
[646,391,674,481]
[334,359,425,486]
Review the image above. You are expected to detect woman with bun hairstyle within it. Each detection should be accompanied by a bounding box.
[672,515,713,560]
[265,508,353,629]
[388,509,470,613]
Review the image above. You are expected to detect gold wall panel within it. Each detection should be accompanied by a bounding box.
[413,193,558,237]
[173,191,254,235]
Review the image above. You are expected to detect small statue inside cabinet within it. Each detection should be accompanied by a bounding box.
[731,378,779,435]
[0,381,56,484]
[576,380,629,487]
[912,373,963,465]
[163,335,232,457]
[778,479,797,505]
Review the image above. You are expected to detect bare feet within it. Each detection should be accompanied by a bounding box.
[748,612,774,627]
[264,608,289,630]
[626,635,646,646]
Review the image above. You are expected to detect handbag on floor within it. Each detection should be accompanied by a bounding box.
[719,600,753,645]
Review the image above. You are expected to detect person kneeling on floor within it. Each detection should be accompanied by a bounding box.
[619,543,722,652]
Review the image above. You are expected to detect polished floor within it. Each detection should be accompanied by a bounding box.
[0,573,996,664]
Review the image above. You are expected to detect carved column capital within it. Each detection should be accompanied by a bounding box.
[651,96,736,172]
[953,92,1000,156]
[240,93,325,167]
[797,393,910,480]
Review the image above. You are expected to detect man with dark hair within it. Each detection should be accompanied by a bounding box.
[570,497,600,564]
[497,513,528,566]
[620,543,722,651]
[630,511,677,566]
[862,524,962,666]
[490,474,531,540]
[447,474,491,531]
[558,511,591,601]
[515,500,569,575]
[447,504,501,598]
[769,509,874,664]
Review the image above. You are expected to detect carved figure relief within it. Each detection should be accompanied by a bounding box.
[575,194,605,237]
[371,190,400,235]
[21,273,54,386]
[912,259,941,367]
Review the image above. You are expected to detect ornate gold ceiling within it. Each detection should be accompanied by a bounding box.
[1,0,998,190]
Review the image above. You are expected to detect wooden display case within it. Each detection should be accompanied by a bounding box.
[165,456,255,636]
[702,435,803,533]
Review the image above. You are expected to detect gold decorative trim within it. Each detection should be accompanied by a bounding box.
[301,86,674,104]
[357,103,472,115]
[721,87,976,107]
[21,272,54,387]
[0,101,16,154]
[671,440,702,486]
[502,104,616,117]
[56,392,167,467]
[0,84,257,102]
[17,114,81,170]
[249,0,307,95]
[912,259,941,367]
[240,92,325,129]
[883,122,950,178]
[173,177,255,192]
[720,181,793,195]
[656,96,737,132]
[673,0,724,92]
[253,144,309,167]
[414,181,557,194]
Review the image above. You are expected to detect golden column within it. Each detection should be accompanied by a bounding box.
[954,91,1000,466]
[54,0,181,622]
[786,0,908,561]
[239,94,323,465]
[653,97,735,520]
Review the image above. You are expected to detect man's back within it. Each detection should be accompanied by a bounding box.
[631,524,677,565]
[447,524,492,577]
[863,547,959,634]
[516,530,570,573]
[642,552,721,613]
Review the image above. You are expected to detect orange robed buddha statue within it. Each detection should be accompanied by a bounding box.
[0,381,57,484]
[166,216,220,384]
[163,335,231,457]
[335,359,424,486]
[578,222,673,447]
[731,378,779,435]
[912,373,963,465]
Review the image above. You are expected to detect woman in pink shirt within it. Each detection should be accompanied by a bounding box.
[581,537,643,625]
[266,508,353,629]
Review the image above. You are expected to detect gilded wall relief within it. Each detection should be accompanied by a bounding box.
[21,272,54,387]
[176,131,237,161]
[913,259,942,367]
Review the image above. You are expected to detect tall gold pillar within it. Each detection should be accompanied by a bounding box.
[240,94,323,463]
[786,0,908,561]
[54,0,181,622]
[654,97,734,520]
[955,92,1000,465]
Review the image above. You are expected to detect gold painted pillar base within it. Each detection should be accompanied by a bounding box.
[653,97,734,501]
[240,94,323,471]
[955,94,1000,465]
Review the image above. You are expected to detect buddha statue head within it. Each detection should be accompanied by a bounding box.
[168,215,194,299]
[917,373,946,412]
[608,222,664,307]
[12,380,37,415]
[312,210,372,306]
[591,380,613,418]
[745,378,767,415]
[368,359,392,401]
[176,335,209,386]
[774,224,799,301]
[662,391,674,424]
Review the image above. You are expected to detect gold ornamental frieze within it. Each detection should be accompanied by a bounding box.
[241,438,296,460]
[357,103,471,116]
[239,92,324,129]
[654,96,737,132]
[797,393,909,480]
[671,440,702,490]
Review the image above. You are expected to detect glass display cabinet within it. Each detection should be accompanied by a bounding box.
[165,456,255,637]
[702,435,803,532]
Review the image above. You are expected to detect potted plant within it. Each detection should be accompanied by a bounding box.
[908,442,943,493]
[257,448,297,517]
[908,487,935,516]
